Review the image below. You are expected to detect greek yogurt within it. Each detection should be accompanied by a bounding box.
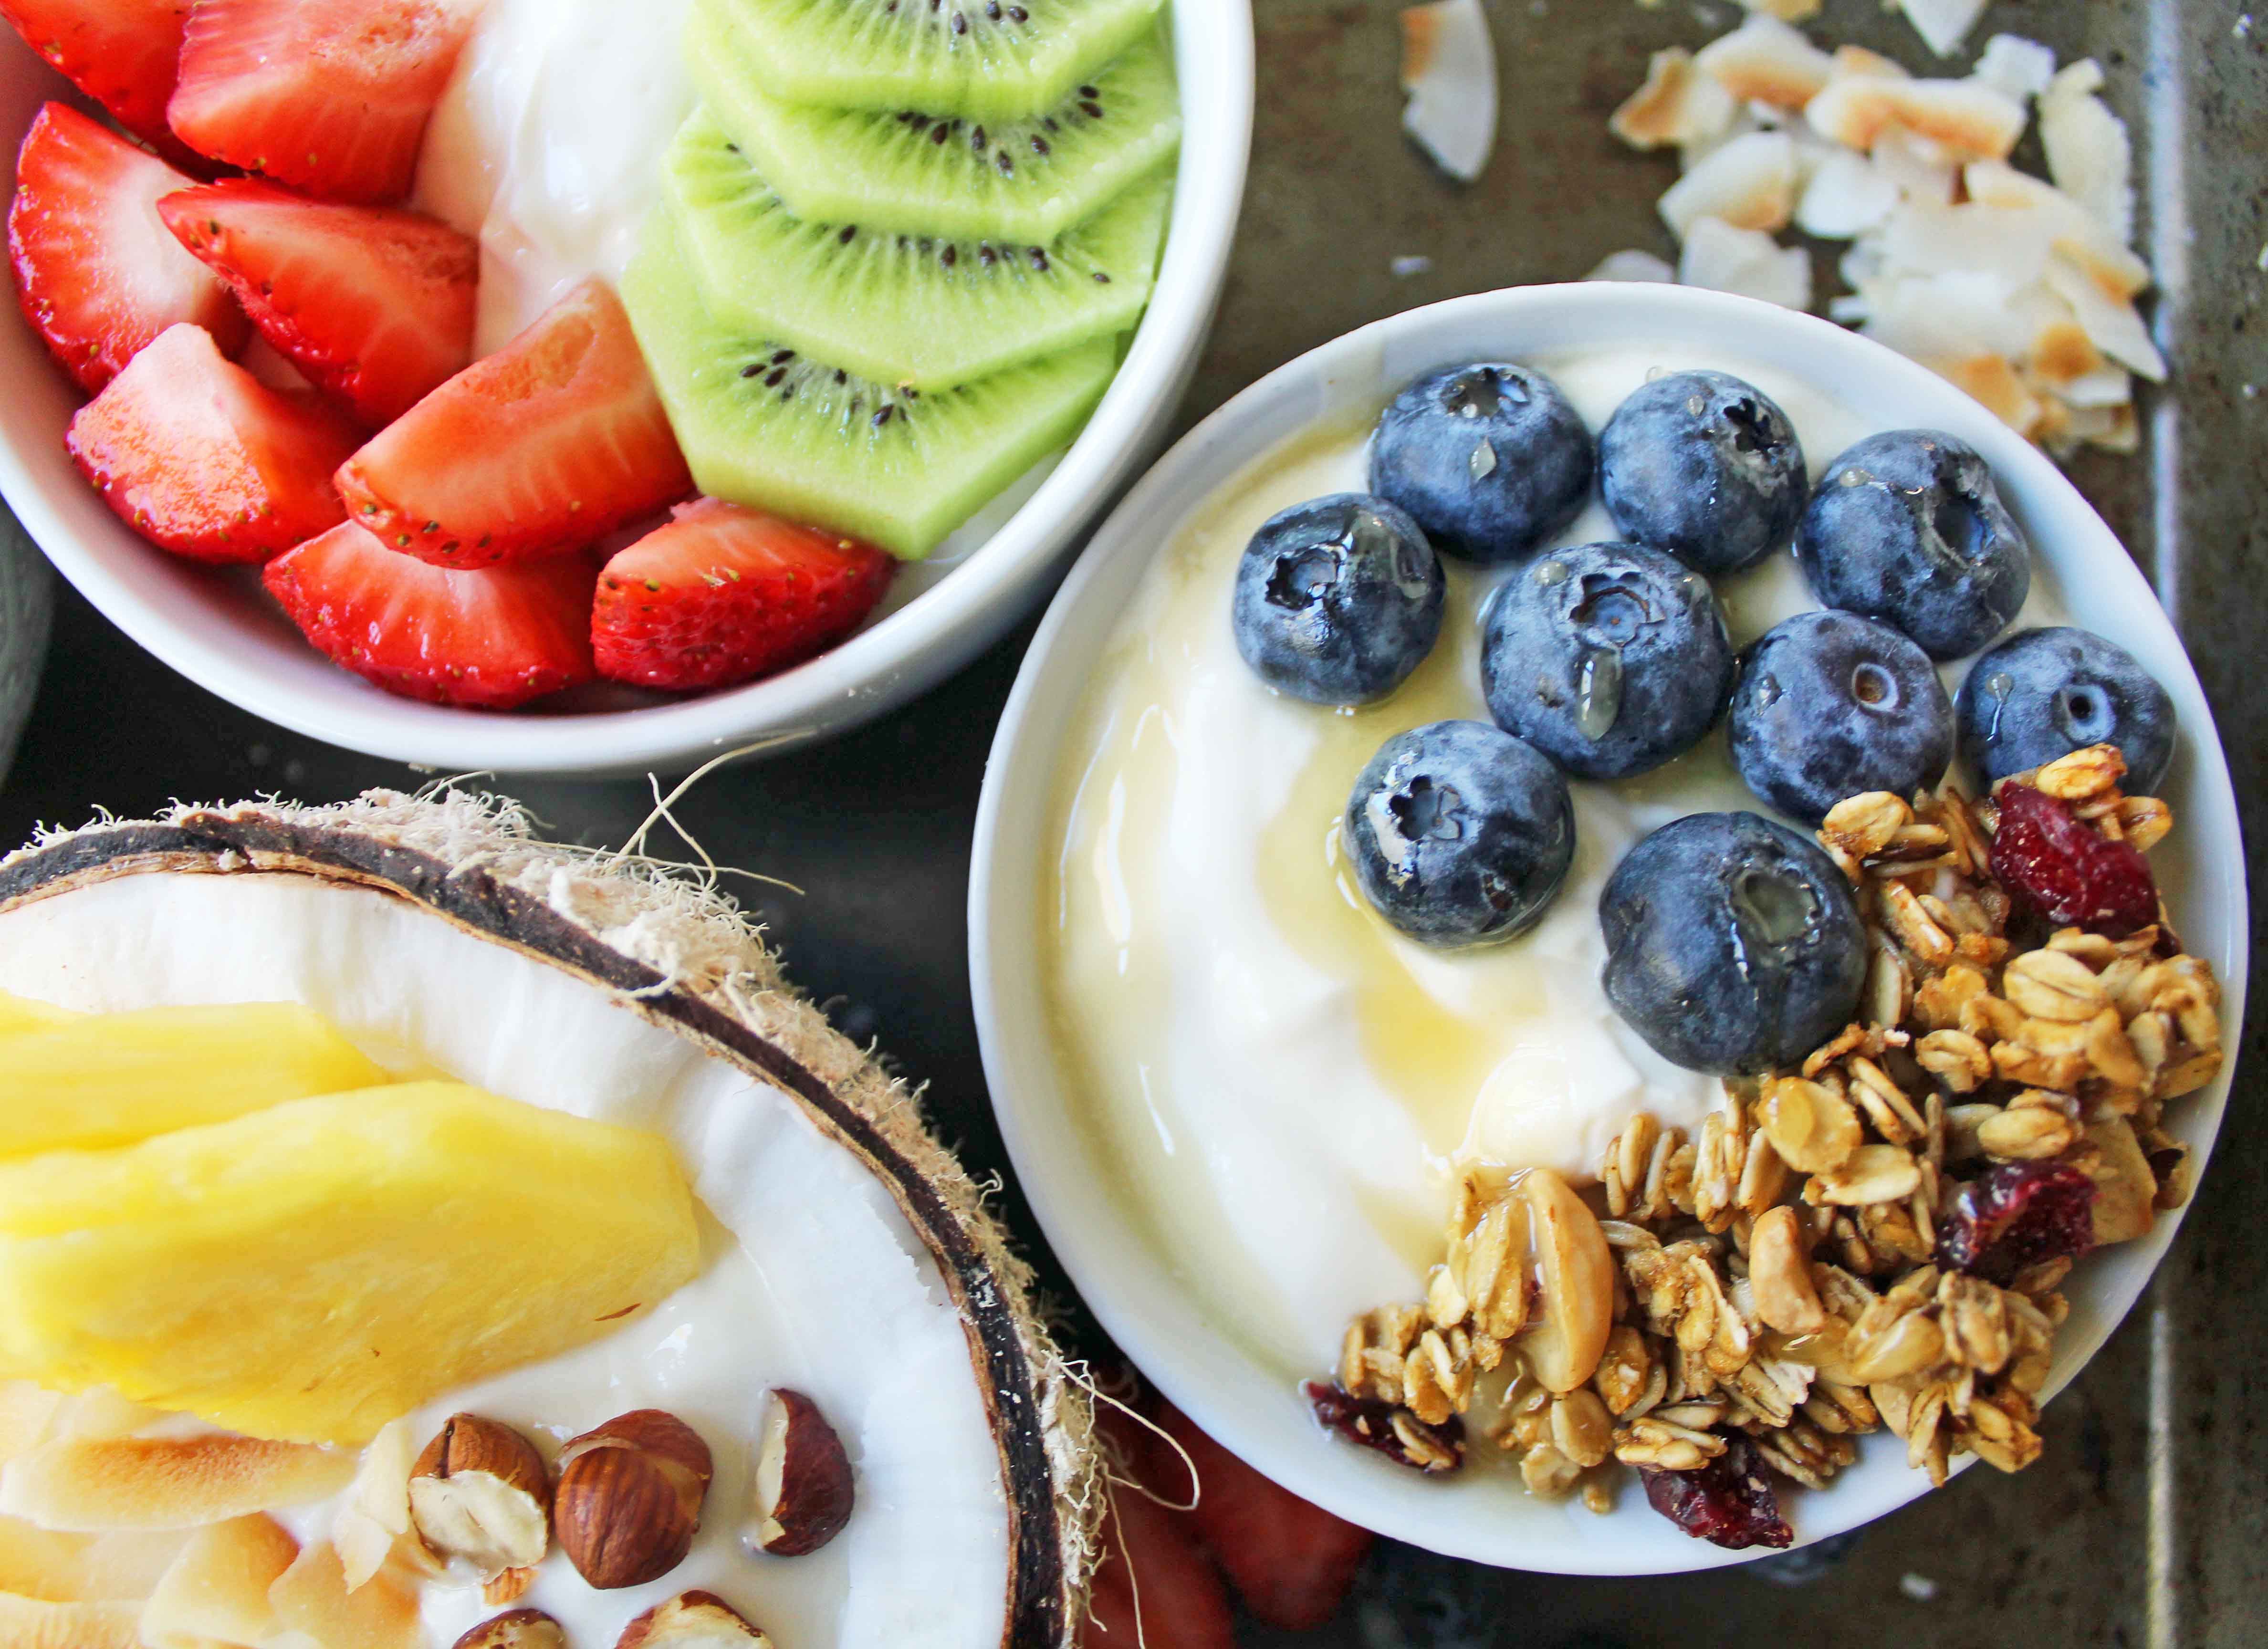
[1042,347,2069,1384]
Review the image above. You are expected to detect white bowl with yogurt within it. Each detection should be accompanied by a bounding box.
[969,283,2247,1573]
[0,1,1251,777]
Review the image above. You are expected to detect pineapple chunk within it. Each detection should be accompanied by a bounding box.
[0,1083,700,1445]
[0,1004,387,1157]
[0,994,74,1040]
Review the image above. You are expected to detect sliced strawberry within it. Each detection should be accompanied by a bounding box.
[0,0,190,157]
[158,179,475,427]
[9,101,245,394]
[590,499,893,692]
[336,279,694,567]
[167,0,480,204]
[66,322,358,562]
[264,521,596,708]
[1083,1479,1238,1649]
[1158,1402,1372,1631]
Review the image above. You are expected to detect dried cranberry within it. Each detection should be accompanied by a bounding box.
[1988,782,2158,938]
[1640,1432,1793,1549]
[1303,1381,1463,1473]
[1937,1160,2098,1284]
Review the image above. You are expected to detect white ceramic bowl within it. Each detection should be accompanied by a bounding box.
[0,10,1251,777]
[970,284,2249,1575]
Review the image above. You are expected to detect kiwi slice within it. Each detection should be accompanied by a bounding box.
[622,211,1118,559]
[712,0,1166,123]
[665,105,1168,391]
[690,0,1181,244]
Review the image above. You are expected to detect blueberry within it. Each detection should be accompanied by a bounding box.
[1344,720,1575,949]
[1369,363,1593,564]
[1480,541,1735,780]
[1230,493,1444,705]
[1599,370,1806,576]
[1599,812,1867,1075]
[1957,626,2177,792]
[1728,610,1955,825]
[1795,429,2030,659]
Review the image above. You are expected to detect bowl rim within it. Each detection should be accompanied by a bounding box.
[969,280,2251,1575]
[0,2,1255,776]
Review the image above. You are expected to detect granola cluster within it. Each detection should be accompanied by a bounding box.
[1312,745,2223,1534]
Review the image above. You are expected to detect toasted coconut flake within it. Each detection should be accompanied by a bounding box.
[1808,75,2025,161]
[2043,249,2166,381]
[1660,130,1797,236]
[2057,362,2135,409]
[0,1520,185,1606]
[2040,60,2135,242]
[142,1516,297,1649]
[2061,401,2140,452]
[1898,0,1987,58]
[1611,47,1737,150]
[1796,147,1901,238]
[1741,0,1821,19]
[1679,216,1812,309]
[0,1435,354,1532]
[0,1390,64,1467]
[268,1541,422,1649]
[1858,271,2028,362]
[1400,0,1498,182]
[0,1594,142,1649]
[1830,44,1912,82]
[1585,249,1677,283]
[2028,318,2108,386]
[1695,13,1835,109]
[1973,34,2058,102]
[1932,354,2042,435]
[1879,200,2059,289]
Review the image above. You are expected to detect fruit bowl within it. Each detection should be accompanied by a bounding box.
[968,282,2248,1574]
[0,8,1252,777]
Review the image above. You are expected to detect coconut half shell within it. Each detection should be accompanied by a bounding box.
[0,793,1097,1649]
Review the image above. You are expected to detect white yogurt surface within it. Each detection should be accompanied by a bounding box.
[416,0,698,357]
[1044,347,2069,1382]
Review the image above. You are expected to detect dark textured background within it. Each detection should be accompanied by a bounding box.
[2,1,2262,1643]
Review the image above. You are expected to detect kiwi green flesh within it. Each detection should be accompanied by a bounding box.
[717,0,1167,124]
[692,4,1180,245]
[666,106,1168,391]
[623,212,1118,560]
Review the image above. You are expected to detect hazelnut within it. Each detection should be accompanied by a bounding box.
[555,1409,714,1590]
[748,1389,855,1556]
[484,1566,539,1607]
[454,1609,567,1649]
[410,1415,552,1581]
[617,1591,772,1649]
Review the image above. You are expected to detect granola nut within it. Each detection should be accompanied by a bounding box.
[2113,795,2171,852]
[1846,1308,1945,1384]
[1748,1207,1826,1336]
[2080,1117,2159,1246]
[1549,1390,1614,1470]
[2003,950,2110,1022]
[1518,1168,1616,1394]
[1758,1077,1862,1176]
[1808,1144,1922,1207]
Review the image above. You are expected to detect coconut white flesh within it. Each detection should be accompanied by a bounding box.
[1583,249,1676,284]
[1609,48,1737,151]
[1896,0,1986,59]
[1794,146,1900,239]
[2043,250,2166,381]
[1658,129,1796,237]
[0,824,1063,1649]
[1972,34,2058,103]
[2040,60,2136,244]
[1399,0,1498,182]
[1677,215,1812,309]
[1693,14,1833,111]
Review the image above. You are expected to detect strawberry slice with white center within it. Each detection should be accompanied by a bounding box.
[0,0,192,159]
[9,101,246,394]
[67,323,360,563]
[158,179,475,427]
[265,521,597,709]
[167,0,481,205]
[336,279,694,567]
[592,499,895,693]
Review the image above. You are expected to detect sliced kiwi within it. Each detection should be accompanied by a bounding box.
[665,105,1168,391]
[712,0,1166,123]
[690,0,1181,244]
[622,211,1118,559]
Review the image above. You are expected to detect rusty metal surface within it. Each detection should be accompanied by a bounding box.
[0,0,2260,1643]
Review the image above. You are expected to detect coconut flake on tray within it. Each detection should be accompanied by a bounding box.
[1399,0,1499,182]
[1605,16,2161,458]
